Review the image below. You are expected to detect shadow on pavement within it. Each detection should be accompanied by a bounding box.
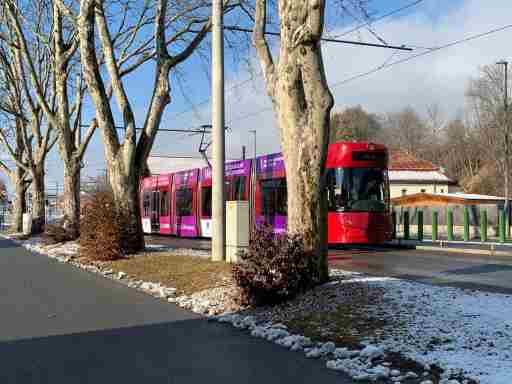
[0,318,348,384]
[0,238,21,249]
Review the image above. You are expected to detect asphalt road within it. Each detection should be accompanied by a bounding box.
[0,238,351,384]
[330,248,512,294]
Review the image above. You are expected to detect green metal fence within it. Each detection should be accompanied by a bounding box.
[393,206,509,244]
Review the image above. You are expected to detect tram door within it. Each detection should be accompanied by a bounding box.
[151,190,160,233]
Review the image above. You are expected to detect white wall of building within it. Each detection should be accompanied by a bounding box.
[390,183,458,198]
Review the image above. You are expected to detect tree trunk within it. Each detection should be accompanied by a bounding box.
[108,158,144,254]
[253,0,333,283]
[12,175,26,233]
[280,98,331,283]
[31,166,45,234]
[62,160,81,238]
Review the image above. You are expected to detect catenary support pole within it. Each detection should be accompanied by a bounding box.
[211,0,226,262]
[497,60,510,239]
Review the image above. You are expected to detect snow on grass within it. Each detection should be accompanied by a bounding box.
[333,269,512,384]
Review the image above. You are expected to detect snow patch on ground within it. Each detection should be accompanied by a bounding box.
[360,274,512,384]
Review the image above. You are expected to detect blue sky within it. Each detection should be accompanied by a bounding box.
[2,0,511,195]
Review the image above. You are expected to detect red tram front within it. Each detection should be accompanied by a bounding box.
[326,142,392,244]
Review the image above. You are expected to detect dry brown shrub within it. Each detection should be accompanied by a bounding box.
[42,217,78,245]
[232,224,318,307]
[79,190,124,261]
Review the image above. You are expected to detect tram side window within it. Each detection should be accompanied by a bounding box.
[201,186,212,216]
[143,192,151,216]
[160,191,169,216]
[232,176,246,201]
[176,187,193,216]
[261,178,287,216]
[327,169,347,212]
[152,191,160,214]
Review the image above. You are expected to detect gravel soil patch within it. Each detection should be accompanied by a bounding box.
[107,252,232,295]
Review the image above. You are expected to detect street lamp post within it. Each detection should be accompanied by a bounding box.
[497,60,510,237]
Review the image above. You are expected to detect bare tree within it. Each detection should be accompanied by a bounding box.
[253,0,334,282]
[421,103,445,163]
[442,117,482,186]
[382,107,426,154]
[0,124,30,232]
[330,105,381,143]
[467,64,511,209]
[69,0,235,252]
[4,0,97,238]
[0,10,56,233]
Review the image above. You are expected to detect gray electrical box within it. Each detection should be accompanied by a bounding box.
[226,201,249,263]
[22,213,32,235]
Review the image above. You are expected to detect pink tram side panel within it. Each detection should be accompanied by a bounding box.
[255,153,287,234]
[140,176,158,234]
[172,169,199,237]
[157,174,173,235]
[199,160,252,238]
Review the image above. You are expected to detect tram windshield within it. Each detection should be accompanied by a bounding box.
[327,168,389,213]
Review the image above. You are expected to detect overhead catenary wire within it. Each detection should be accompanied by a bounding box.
[166,1,424,123]
[329,0,426,39]
[226,23,512,125]
[329,23,512,88]
[78,124,212,134]
[222,26,412,51]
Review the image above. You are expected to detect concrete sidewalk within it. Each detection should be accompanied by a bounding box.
[0,237,351,384]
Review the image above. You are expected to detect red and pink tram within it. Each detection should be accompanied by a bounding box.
[140,142,392,244]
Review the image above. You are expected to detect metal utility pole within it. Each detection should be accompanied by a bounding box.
[250,130,257,159]
[211,0,226,262]
[497,60,509,237]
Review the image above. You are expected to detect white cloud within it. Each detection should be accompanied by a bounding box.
[155,0,511,160]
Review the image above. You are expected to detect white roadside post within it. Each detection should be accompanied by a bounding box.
[211,0,226,261]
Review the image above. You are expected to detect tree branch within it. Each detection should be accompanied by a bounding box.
[94,0,136,151]
[5,1,58,130]
[0,128,29,172]
[78,0,120,155]
[253,0,276,100]
[77,119,97,160]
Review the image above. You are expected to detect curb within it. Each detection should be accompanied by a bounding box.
[415,245,512,257]
[391,238,512,257]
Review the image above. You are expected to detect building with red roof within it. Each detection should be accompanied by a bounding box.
[388,151,458,198]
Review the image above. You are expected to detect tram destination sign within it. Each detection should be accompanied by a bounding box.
[352,151,386,162]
